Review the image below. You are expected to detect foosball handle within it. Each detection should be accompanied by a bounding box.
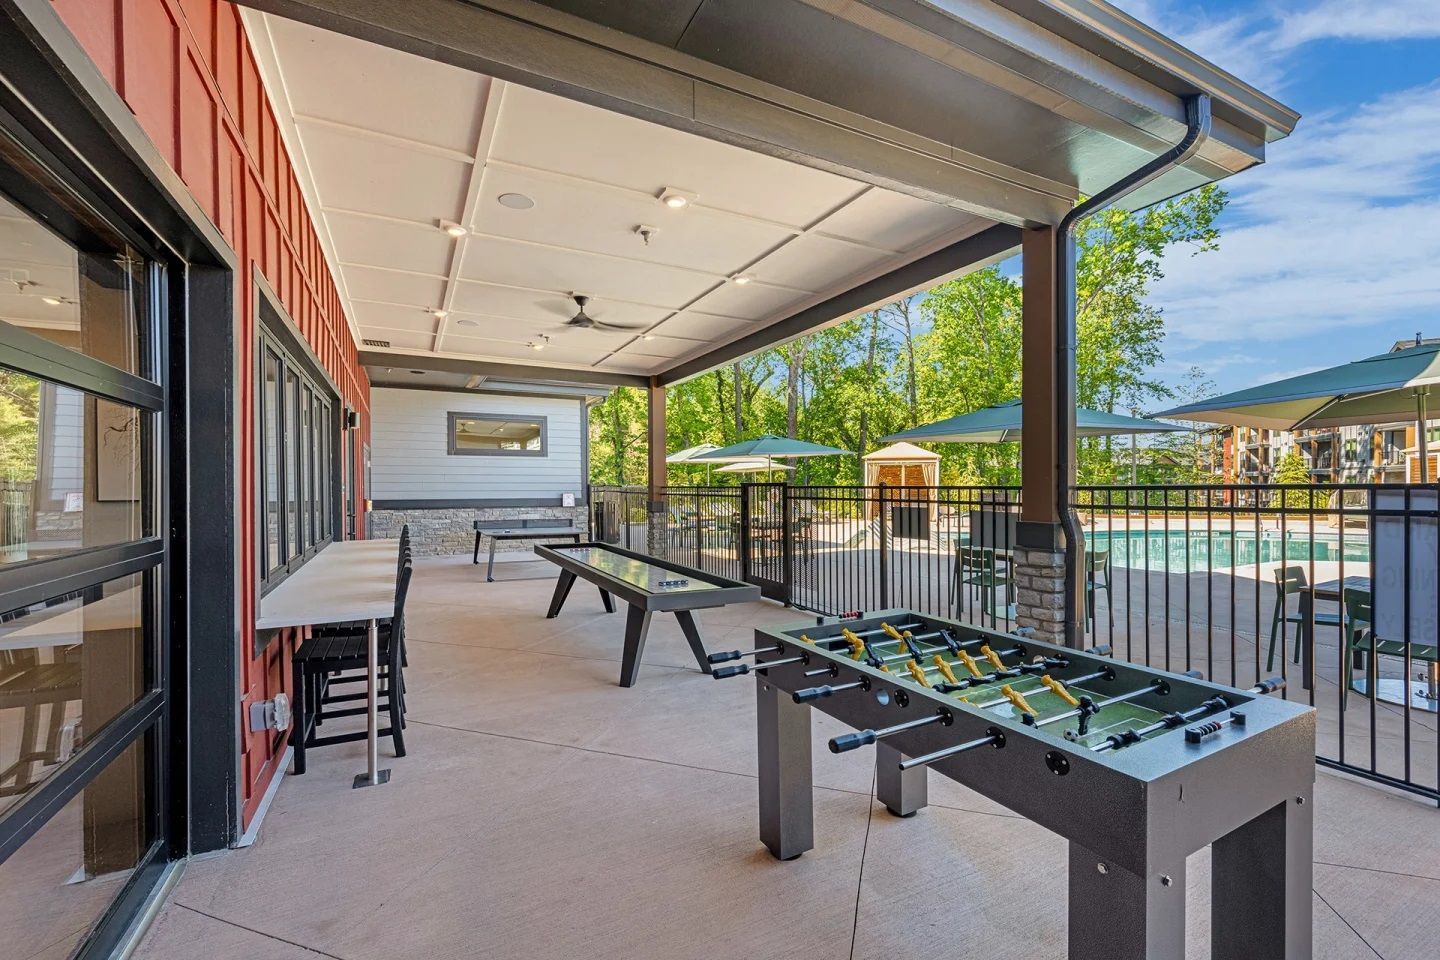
[794,685,835,703]
[708,650,742,664]
[830,730,878,753]
[711,664,750,679]
[1251,676,1285,695]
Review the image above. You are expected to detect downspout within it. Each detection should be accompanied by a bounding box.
[1056,94,1212,647]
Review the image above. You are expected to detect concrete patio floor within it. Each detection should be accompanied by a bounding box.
[136,555,1439,960]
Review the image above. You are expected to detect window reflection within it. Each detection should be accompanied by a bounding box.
[0,369,146,567]
[0,191,145,377]
[0,737,149,957]
[0,572,147,814]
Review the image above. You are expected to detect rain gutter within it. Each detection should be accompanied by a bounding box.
[1056,94,1212,646]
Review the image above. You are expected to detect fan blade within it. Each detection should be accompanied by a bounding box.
[592,320,646,332]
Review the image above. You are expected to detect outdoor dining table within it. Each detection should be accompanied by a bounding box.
[256,538,400,788]
[1295,575,1371,694]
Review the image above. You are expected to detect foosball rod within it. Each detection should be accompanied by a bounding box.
[1031,676,1175,728]
[711,654,808,679]
[966,667,1113,711]
[1091,676,1285,751]
[829,709,953,753]
[897,726,1007,769]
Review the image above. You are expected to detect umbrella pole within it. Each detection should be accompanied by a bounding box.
[1419,389,1431,483]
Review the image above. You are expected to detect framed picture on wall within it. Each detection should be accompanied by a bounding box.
[96,398,140,501]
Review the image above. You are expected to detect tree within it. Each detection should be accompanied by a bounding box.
[1274,449,1324,510]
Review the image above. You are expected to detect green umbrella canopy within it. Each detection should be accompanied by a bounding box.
[882,400,1185,444]
[692,435,850,460]
[666,444,720,464]
[1154,342,1440,431]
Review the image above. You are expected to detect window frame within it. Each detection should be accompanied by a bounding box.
[446,411,548,457]
[254,283,339,599]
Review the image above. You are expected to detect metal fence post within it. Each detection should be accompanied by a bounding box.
[878,482,890,609]
[739,481,753,584]
[780,484,794,606]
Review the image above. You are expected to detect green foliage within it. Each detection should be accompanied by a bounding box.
[589,185,1229,488]
[1273,450,1326,510]
[0,369,39,483]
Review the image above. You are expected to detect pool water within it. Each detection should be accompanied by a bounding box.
[1089,529,1370,574]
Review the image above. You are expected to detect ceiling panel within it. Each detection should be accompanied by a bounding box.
[749,234,894,292]
[447,281,670,330]
[476,164,794,275]
[299,122,470,223]
[816,189,985,252]
[266,16,488,155]
[491,84,864,229]
[442,331,628,366]
[648,310,758,341]
[365,328,433,351]
[352,299,439,334]
[325,210,453,276]
[345,266,446,307]
[457,234,718,309]
[687,280,806,320]
[614,333,707,359]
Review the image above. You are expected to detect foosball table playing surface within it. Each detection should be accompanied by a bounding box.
[711,609,1316,960]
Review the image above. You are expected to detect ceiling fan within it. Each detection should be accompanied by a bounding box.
[561,294,644,333]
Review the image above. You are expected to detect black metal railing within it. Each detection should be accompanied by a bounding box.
[592,479,1439,803]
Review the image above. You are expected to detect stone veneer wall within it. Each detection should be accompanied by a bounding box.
[370,505,590,557]
[1012,545,1067,644]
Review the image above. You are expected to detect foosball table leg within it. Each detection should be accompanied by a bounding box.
[1067,842,1186,960]
[875,742,926,818]
[757,679,813,861]
[1211,791,1313,960]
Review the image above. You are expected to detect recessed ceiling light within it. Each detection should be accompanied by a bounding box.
[658,187,697,209]
[455,318,479,327]
[528,334,551,352]
[40,296,62,305]
[438,219,468,238]
[497,192,535,210]
[731,274,753,285]
[642,334,656,341]
[431,308,449,319]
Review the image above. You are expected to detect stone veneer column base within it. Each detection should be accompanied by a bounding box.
[645,506,668,559]
[1012,545,1066,644]
[369,504,589,557]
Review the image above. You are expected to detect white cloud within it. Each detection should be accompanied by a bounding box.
[1277,0,1440,47]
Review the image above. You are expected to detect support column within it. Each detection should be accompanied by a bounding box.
[1015,226,1068,644]
[646,378,668,558]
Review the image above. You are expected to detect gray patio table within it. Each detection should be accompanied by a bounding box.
[257,538,400,788]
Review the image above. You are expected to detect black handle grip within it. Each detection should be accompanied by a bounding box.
[1252,676,1285,695]
[829,730,877,754]
[708,650,741,664]
[793,686,831,703]
[711,664,750,679]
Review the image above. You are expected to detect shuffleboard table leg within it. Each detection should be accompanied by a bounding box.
[486,536,499,582]
[618,605,652,687]
[1068,842,1186,960]
[599,589,615,613]
[673,610,711,674]
[1211,792,1312,960]
[546,571,577,619]
[757,679,813,861]
[875,742,926,817]
[472,531,481,565]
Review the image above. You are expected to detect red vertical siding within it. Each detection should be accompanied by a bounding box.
[51,0,373,830]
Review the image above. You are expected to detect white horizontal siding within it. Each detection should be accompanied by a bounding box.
[370,388,585,501]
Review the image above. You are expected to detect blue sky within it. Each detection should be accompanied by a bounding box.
[1104,0,1440,399]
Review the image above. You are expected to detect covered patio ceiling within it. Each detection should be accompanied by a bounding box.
[236,0,1298,388]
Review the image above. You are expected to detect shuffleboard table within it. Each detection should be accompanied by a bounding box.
[534,542,761,686]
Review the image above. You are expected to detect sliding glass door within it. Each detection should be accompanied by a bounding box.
[0,125,170,957]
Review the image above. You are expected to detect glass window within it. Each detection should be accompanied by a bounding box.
[262,349,282,574]
[256,327,337,592]
[0,190,146,377]
[0,368,146,568]
[0,571,148,814]
[0,736,150,957]
[448,413,547,456]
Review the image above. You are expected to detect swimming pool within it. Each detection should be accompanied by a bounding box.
[1088,528,1371,573]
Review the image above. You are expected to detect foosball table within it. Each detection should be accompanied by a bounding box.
[710,609,1315,960]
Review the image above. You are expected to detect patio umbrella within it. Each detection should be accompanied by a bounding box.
[668,443,723,482]
[692,434,850,480]
[881,399,1185,443]
[714,459,796,474]
[1154,341,1440,481]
